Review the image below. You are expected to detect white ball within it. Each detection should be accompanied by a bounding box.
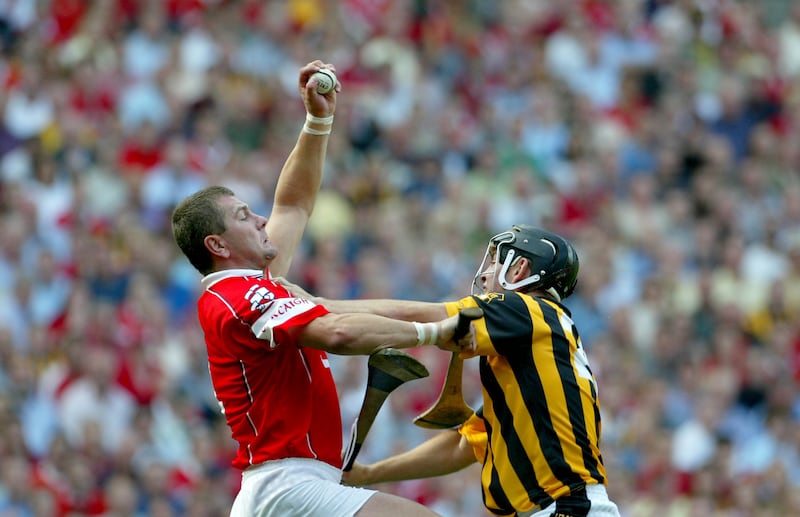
[311,69,336,94]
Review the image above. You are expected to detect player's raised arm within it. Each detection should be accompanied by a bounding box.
[267,59,340,277]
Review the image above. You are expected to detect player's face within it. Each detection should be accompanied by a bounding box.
[478,249,501,293]
[217,195,276,269]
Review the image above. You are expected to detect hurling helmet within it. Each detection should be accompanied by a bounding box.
[472,225,579,301]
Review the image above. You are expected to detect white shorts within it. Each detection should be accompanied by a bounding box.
[230,458,377,517]
[519,484,620,517]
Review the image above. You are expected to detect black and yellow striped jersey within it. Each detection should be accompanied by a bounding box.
[446,291,607,516]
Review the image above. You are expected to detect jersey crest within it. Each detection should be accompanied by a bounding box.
[245,284,276,312]
[477,292,505,304]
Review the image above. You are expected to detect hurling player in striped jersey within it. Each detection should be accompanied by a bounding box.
[280,225,621,517]
[171,61,472,517]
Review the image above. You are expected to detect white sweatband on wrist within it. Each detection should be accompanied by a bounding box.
[413,322,439,347]
[427,322,439,346]
[413,322,425,346]
[302,123,331,136]
[306,113,334,125]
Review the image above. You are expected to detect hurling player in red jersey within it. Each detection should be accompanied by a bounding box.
[171,60,470,517]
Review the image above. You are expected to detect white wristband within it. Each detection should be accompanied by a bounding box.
[302,123,331,136]
[413,322,438,346]
[413,322,425,346]
[426,322,438,346]
[306,113,334,125]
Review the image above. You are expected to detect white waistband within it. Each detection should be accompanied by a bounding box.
[518,484,610,517]
[242,457,341,484]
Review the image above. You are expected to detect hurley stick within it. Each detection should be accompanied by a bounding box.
[342,348,429,471]
[413,307,483,429]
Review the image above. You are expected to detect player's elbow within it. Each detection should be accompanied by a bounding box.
[302,314,367,355]
[319,328,357,354]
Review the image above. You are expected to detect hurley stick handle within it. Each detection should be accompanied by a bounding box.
[454,307,483,340]
[413,307,483,429]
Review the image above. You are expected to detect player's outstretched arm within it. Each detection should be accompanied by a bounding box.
[273,277,449,322]
[297,312,475,356]
[342,430,476,486]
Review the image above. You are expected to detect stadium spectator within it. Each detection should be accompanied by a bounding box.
[0,1,799,514]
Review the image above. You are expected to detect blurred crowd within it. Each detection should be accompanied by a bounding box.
[1,0,799,515]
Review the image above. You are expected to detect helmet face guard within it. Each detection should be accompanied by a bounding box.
[471,225,579,301]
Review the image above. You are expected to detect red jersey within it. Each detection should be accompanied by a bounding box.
[197,269,342,470]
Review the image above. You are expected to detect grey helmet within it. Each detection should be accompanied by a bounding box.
[472,225,579,301]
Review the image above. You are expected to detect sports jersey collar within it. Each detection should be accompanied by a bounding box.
[518,290,573,317]
[201,268,267,289]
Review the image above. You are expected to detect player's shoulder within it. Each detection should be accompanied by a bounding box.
[200,270,280,315]
[476,290,569,317]
[473,290,525,309]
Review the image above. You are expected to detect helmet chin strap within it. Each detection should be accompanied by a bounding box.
[497,249,542,292]
[498,251,562,301]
